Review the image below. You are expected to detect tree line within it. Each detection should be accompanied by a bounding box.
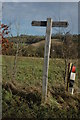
[3,34,78,59]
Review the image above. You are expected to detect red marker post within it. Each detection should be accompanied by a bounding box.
[72,66,76,73]
[69,64,76,95]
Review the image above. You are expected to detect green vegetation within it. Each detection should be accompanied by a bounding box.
[2,56,80,119]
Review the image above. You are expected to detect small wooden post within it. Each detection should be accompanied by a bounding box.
[42,18,52,101]
[66,63,73,92]
[66,63,70,92]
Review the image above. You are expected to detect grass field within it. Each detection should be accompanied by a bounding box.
[2,56,66,85]
[2,55,80,119]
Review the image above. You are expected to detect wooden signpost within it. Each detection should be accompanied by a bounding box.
[32,18,68,101]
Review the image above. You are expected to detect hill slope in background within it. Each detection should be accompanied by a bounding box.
[8,35,45,44]
[31,39,62,47]
[6,35,78,58]
[8,34,78,44]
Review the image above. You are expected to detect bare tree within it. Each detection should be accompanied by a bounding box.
[12,22,20,80]
[62,33,78,85]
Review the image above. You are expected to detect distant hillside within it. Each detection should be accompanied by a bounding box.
[8,34,78,45]
[8,35,63,46]
[5,35,78,58]
[8,35,45,44]
[31,39,63,47]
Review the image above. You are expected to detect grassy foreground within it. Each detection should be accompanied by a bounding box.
[2,56,80,119]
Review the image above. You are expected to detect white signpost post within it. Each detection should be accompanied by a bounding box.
[32,18,68,101]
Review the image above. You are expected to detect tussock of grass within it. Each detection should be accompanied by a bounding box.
[2,80,80,119]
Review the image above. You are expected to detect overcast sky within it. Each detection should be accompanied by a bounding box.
[2,2,78,36]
